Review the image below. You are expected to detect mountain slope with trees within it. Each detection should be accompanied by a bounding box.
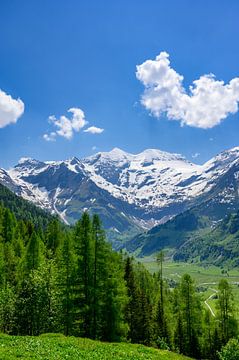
[0,198,238,358]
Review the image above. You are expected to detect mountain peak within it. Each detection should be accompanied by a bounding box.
[108,147,132,156]
[17,157,43,166]
[69,156,80,165]
[136,148,187,163]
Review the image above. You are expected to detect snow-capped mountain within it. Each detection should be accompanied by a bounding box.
[2,146,239,242]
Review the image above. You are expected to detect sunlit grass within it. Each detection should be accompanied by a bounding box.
[0,334,192,360]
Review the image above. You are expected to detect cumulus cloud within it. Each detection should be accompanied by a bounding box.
[0,89,24,128]
[43,107,104,141]
[84,126,104,134]
[136,52,239,129]
[43,107,88,140]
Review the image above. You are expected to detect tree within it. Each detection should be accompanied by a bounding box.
[15,264,58,335]
[101,252,128,342]
[202,310,215,359]
[216,279,237,344]
[218,338,239,360]
[91,214,108,339]
[46,219,62,255]
[155,251,169,345]
[74,212,94,337]
[124,257,142,343]
[57,233,76,335]
[2,208,16,243]
[0,285,15,333]
[176,274,202,357]
[23,231,44,274]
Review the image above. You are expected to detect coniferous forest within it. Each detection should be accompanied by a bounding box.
[0,194,238,360]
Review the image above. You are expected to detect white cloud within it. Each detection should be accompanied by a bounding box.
[0,89,24,128]
[84,126,104,134]
[92,145,97,151]
[43,107,104,141]
[43,107,88,140]
[136,52,239,129]
[192,152,200,159]
[43,132,56,142]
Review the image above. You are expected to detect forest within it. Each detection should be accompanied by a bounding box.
[0,198,238,360]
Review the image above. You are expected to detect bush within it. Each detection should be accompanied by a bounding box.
[218,338,239,360]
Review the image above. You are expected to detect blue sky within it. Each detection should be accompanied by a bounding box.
[1,0,239,168]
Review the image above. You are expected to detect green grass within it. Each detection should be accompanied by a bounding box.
[141,257,239,282]
[0,334,192,360]
[141,257,239,319]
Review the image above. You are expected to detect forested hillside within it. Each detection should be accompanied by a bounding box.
[127,198,239,268]
[0,183,55,229]
[175,210,239,267]
[0,199,238,359]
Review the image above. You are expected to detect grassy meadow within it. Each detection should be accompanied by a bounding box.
[0,334,192,360]
[141,257,239,319]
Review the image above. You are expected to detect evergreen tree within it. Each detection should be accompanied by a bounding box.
[74,212,94,337]
[23,231,44,274]
[155,251,170,346]
[124,257,142,343]
[46,219,62,255]
[91,214,108,339]
[57,233,76,335]
[216,279,237,345]
[202,310,215,359]
[101,251,128,342]
[176,274,202,358]
[0,284,15,333]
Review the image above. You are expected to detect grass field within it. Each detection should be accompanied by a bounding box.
[141,257,239,319]
[0,334,192,360]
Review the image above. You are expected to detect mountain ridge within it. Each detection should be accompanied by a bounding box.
[1,146,239,245]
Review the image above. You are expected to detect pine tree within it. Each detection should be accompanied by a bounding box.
[23,231,44,274]
[124,257,142,343]
[216,279,237,345]
[57,233,76,335]
[155,251,170,346]
[0,284,15,333]
[101,251,128,342]
[176,274,202,357]
[46,219,62,255]
[2,208,16,243]
[91,214,108,339]
[202,310,214,359]
[74,212,94,337]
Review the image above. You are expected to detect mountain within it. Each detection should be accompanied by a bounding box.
[174,210,239,267]
[1,146,239,246]
[125,147,239,256]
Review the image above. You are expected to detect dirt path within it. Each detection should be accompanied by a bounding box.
[204,288,218,317]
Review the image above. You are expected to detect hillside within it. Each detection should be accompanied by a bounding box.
[0,183,55,229]
[125,171,239,259]
[128,200,239,267]
[0,334,192,360]
[175,210,239,267]
[125,207,210,256]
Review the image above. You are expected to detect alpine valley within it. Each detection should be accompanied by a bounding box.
[1,146,239,257]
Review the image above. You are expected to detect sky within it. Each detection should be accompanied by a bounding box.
[1,0,239,168]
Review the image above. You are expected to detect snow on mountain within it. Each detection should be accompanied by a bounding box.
[83,148,203,210]
[2,147,239,237]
